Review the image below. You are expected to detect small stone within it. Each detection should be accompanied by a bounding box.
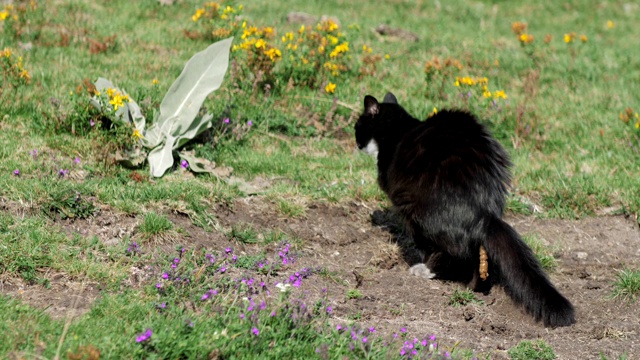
[575,252,588,259]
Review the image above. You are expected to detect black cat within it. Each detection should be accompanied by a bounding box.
[355,93,575,328]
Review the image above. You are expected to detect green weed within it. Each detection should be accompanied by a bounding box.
[610,268,640,302]
[448,288,484,307]
[508,340,556,360]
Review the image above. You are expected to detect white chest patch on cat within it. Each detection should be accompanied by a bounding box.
[363,139,379,158]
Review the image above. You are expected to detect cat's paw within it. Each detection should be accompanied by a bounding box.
[409,263,436,280]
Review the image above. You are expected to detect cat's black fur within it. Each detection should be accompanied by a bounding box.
[355,93,576,328]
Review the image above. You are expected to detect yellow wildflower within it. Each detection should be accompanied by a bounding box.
[254,39,266,49]
[362,45,373,53]
[19,69,30,81]
[152,79,159,85]
[132,129,144,140]
[518,33,534,44]
[327,35,339,45]
[192,8,205,22]
[636,122,640,129]
[325,82,336,94]
[318,19,339,32]
[607,20,614,29]
[385,54,390,60]
[493,90,507,99]
[329,42,349,58]
[264,48,281,61]
[242,21,246,29]
[106,88,116,99]
[299,25,305,34]
[2,47,11,58]
[564,33,575,43]
[455,76,476,86]
[0,10,9,21]
[109,92,129,111]
[430,107,438,116]
[318,45,325,54]
[580,34,587,43]
[282,32,294,43]
[263,27,274,37]
[483,90,492,98]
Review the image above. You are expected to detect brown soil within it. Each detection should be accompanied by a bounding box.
[3,197,639,358]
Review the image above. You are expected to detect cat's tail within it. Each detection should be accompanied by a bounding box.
[482,217,576,327]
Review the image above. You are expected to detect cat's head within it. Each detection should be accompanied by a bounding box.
[354,92,405,157]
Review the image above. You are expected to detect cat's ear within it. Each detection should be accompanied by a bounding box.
[364,95,380,116]
[383,92,398,104]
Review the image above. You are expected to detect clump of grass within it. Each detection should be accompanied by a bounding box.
[346,289,363,300]
[522,234,557,271]
[138,212,175,243]
[448,288,484,307]
[229,222,259,244]
[508,340,556,360]
[276,198,306,218]
[610,268,640,302]
[43,188,99,220]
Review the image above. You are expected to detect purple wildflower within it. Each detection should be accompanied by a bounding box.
[201,293,210,301]
[155,283,162,289]
[180,159,189,169]
[251,327,259,336]
[326,306,333,314]
[159,302,166,309]
[161,272,169,279]
[135,328,152,343]
[247,120,253,127]
[400,327,407,333]
[13,169,20,176]
[369,326,376,333]
[90,120,95,127]
[270,310,276,317]
[239,313,245,319]
[223,118,230,124]
[74,157,81,164]
[362,337,368,343]
[58,169,69,177]
[29,149,37,157]
[259,301,266,310]
[225,247,232,254]
[219,266,226,273]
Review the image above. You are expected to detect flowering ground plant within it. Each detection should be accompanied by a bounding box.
[83,37,233,177]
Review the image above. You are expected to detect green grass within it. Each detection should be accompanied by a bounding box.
[138,212,174,237]
[448,288,484,307]
[2,0,640,358]
[522,234,558,271]
[346,288,363,300]
[508,340,556,360]
[610,268,640,302]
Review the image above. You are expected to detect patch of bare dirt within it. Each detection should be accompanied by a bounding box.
[1,272,101,320]
[215,197,640,359]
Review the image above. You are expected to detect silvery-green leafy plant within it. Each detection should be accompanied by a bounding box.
[90,37,233,177]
